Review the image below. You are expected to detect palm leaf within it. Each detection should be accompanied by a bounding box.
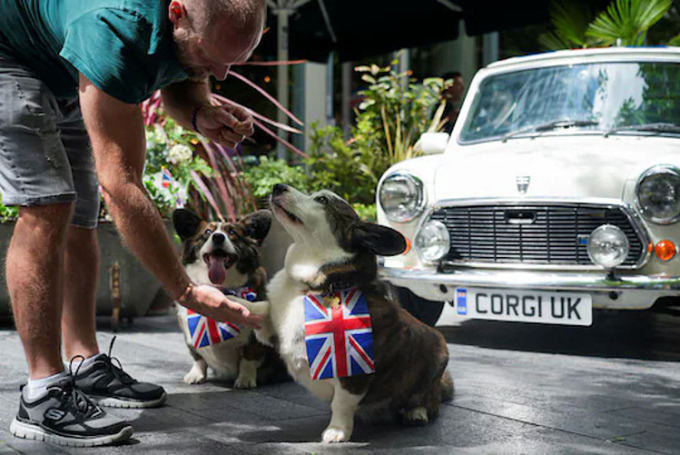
[669,32,680,46]
[586,0,672,46]
[551,1,593,47]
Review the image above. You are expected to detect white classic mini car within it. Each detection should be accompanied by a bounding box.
[377,47,680,327]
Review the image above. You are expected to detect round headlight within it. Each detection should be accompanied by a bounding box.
[415,220,450,262]
[379,173,424,222]
[587,224,629,269]
[636,165,680,224]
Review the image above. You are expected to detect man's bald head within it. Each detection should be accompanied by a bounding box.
[187,0,266,36]
[170,0,266,79]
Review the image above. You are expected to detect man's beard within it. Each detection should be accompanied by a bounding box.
[173,28,209,79]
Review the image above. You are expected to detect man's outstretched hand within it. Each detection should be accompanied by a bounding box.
[195,104,254,148]
[183,284,263,329]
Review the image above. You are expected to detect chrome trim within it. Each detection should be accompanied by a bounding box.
[379,266,680,292]
[635,164,680,225]
[378,172,426,223]
[415,198,651,271]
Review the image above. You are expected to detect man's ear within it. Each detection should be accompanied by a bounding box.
[241,210,273,246]
[172,209,202,241]
[168,1,186,24]
[350,222,407,256]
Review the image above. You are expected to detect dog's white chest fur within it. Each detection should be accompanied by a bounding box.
[263,269,336,403]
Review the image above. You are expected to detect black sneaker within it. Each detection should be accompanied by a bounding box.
[10,379,133,447]
[73,337,167,409]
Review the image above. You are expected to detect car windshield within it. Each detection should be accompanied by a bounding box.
[459,61,680,143]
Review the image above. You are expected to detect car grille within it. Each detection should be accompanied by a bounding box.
[430,203,646,268]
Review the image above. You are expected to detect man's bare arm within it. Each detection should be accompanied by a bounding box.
[160,77,212,130]
[161,78,255,147]
[78,74,262,328]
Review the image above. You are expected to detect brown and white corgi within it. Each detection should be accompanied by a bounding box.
[254,184,453,442]
[172,208,286,388]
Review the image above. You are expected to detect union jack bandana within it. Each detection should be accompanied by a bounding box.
[186,286,257,349]
[304,287,375,380]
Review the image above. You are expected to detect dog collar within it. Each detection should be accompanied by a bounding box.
[221,286,258,302]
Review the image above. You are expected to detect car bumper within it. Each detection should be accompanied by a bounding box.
[380,267,680,309]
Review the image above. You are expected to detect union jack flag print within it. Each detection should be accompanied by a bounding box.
[304,288,375,380]
[186,287,255,348]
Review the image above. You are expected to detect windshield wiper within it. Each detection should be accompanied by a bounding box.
[501,119,600,143]
[604,122,680,137]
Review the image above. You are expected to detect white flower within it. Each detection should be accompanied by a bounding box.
[167,144,193,165]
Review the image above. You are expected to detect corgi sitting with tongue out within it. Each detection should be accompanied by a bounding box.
[172,208,287,388]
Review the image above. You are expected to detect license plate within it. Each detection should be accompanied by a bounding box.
[454,288,592,326]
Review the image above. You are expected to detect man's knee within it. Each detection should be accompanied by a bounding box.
[16,203,76,240]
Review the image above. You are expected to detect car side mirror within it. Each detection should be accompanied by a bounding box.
[416,132,449,155]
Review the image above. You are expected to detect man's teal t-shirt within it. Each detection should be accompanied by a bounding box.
[0,0,188,104]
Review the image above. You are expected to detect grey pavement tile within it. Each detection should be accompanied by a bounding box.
[109,405,213,434]
[182,389,328,421]
[459,427,660,455]
[451,393,655,441]
[1,312,679,454]
[618,426,680,455]
[73,430,239,455]
[606,406,680,430]
[256,381,330,412]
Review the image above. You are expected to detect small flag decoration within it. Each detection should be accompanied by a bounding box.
[186,286,256,348]
[161,167,173,188]
[304,288,375,380]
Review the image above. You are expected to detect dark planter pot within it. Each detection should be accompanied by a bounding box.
[0,221,165,319]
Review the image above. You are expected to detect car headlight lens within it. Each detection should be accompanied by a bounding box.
[416,220,450,262]
[636,165,680,224]
[587,224,629,269]
[379,173,424,222]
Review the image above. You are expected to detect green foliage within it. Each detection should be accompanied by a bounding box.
[305,124,378,205]
[145,119,213,184]
[135,119,214,217]
[586,0,672,46]
[540,0,674,50]
[352,203,377,222]
[539,1,596,49]
[0,199,18,221]
[242,156,312,204]
[302,63,444,210]
[354,63,444,166]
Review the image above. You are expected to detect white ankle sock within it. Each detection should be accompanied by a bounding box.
[76,352,104,371]
[24,371,69,401]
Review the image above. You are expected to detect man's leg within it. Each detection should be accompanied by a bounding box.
[1,61,132,447]
[59,99,167,409]
[7,203,73,379]
[62,226,99,360]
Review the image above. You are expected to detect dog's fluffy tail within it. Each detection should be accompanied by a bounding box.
[440,371,454,402]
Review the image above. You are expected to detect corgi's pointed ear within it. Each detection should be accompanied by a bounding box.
[351,222,407,256]
[241,210,273,246]
[172,209,202,241]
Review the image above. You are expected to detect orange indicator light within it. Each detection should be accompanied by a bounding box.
[655,240,676,261]
[402,236,411,255]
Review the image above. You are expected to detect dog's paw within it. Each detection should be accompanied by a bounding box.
[403,406,429,426]
[183,369,207,384]
[322,427,351,443]
[234,374,257,389]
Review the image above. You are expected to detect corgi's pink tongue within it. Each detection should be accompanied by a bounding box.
[208,256,227,285]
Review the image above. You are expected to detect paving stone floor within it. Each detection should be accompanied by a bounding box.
[0,309,678,454]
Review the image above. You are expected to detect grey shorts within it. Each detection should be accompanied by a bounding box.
[0,57,100,229]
